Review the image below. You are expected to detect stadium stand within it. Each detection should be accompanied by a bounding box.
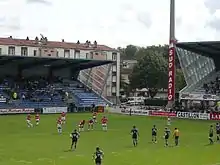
[0,55,113,109]
[176,41,220,100]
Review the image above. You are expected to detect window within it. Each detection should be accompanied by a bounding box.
[64,50,70,58]
[112,53,117,61]
[8,46,15,55]
[21,47,28,56]
[34,50,37,56]
[0,48,2,55]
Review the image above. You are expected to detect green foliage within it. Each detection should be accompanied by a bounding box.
[118,44,185,96]
[129,49,168,97]
[176,68,186,91]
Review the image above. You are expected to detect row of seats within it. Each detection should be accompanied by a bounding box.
[0,78,107,109]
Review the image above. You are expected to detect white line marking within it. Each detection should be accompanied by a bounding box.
[12,160,32,164]
[58,156,66,159]
[76,154,85,157]
[38,158,53,162]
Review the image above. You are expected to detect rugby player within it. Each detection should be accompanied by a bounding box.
[164,127,171,147]
[93,147,104,165]
[35,113,40,126]
[88,118,94,131]
[216,123,220,141]
[152,125,157,143]
[57,117,62,134]
[209,125,214,144]
[78,120,85,132]
[61,112,66,124]
[131,126,139,147]
[26,114,33,128]
[101,116,108,131]
[70,129,80,150]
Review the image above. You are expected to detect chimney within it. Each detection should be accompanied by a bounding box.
[62,39,65,42]
[77,40,80,44]
[85,40,89,47]
[93,40,97,48]
[26,36,29,40]
[35,37,39,44]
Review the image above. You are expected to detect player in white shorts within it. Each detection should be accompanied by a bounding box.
[26,114,33,128]
[57,117,62,134]
[61,112,66,124]
[167,117,171,126]
[101,116,108,131]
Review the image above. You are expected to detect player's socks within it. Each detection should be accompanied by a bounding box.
[217,136,219,141]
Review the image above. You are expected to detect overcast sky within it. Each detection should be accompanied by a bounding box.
[0,0,220,47]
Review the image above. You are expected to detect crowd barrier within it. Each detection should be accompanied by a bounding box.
[120,108,220,121]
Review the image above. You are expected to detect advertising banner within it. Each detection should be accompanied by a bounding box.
[180,93,217,101]
[42,107,67,114]
[149,111,176,117]
[210,113,220,120]
[176,112,210,120]
[167,45,175,101]
[0,108,35,114]
[121,109,149,116]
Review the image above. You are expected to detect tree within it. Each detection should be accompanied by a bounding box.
[175,69,186,91]
[129,48,168,98]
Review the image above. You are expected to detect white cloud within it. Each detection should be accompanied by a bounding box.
[0,0,219,47]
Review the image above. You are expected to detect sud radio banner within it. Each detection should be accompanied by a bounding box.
[42,107,67,114]
[149,111,176,117]
[0,108,35,114]
[121,109,149,116]
[176,112,210,120]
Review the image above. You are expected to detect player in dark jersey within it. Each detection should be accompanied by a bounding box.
[93,147,104,165]
[209,125,214,145]
[152,125,157,143]
[131,126,139,147]
[164,127,170,147]
[70,129,80,150]
[216,123,220,141]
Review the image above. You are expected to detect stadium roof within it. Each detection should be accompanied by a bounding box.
[0,55,113,70]
[176,41,220,58]
[0,37,116,52]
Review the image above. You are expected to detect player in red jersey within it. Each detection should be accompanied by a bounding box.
[88,118,94,131]
[57,117,62,134]
[61,112,66,124]
[35,113,40,125]
[101,116,108,131]
[26,114,33,128]
[78,120,85,132]
[92,112,97,123]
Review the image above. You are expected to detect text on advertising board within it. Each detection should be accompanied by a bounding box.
[210,113,220,120]
[167,45,175,101]
[149,111,176,117]
[177,112,210,120]
[121,109,149,116]
[0,108,35,114]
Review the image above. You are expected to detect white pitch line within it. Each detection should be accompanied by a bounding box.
[13,160,32,164]
[38,158,53,162]
[75,154,85,157]
[58,156,66,159]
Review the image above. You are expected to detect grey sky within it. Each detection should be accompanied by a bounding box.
[0,0,219,47]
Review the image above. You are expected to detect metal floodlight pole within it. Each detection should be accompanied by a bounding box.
[167,0,176,108]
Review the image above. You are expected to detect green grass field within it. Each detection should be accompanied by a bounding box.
[0,113,219,165]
